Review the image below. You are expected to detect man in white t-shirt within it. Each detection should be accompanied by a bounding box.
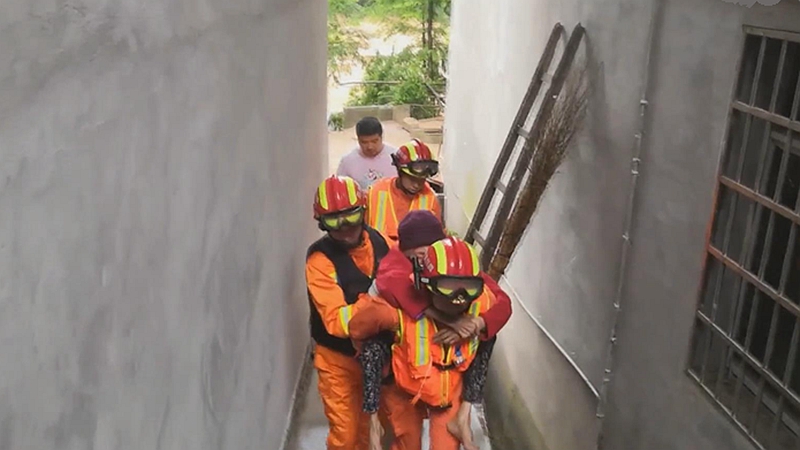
[336,116,397,189]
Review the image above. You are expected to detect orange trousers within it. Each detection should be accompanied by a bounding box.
[382,378,464,450]
[314,345,370,450]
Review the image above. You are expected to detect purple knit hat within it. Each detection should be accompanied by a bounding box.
[398,210,446,251]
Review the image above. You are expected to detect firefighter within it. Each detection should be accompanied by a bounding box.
[366,139,442,245]
[350,237,499,450]
[358,211,512,450]
[376,210,511,343]
[305,175,390,450]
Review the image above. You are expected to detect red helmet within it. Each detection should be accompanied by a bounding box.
[421,237,480,278]
[392,139,439,178]
[313,175,366,218]
[419,237,484,304]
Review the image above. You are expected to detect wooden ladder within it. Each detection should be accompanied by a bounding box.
[464,23,586,270]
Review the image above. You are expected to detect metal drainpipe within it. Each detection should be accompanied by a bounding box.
[595,1,664,448]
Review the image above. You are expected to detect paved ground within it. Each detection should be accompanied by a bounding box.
[290,370,492,450]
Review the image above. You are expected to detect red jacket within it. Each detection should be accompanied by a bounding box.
[375,247,512,339]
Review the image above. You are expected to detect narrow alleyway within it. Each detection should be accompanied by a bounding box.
[289,370,493,450]
[288,119,490,450]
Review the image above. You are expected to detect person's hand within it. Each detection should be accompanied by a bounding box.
[434,316,485,344]
[453,316,485,339]
[452,317,477,340]
[433,328,461,346]
[471,316,486,338]
[369,414,384,450]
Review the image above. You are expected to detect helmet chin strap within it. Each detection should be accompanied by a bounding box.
[394,173,420,197]
[392,157,417,196]
[328,224,365,249]
[343,230,365,249]
[429,304,464,322]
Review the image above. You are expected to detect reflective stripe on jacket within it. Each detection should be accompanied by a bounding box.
[391,290,495,408]
[366,177,439,243]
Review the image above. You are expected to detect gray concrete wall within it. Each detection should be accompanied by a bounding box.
[0,0,327,449]
[444,0,800,449]
[604,3,800,449]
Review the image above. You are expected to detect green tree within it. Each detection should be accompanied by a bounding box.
[328,0,366,82]
[347,49,443,119]
[364,0,450,78]
[347,0,450,118]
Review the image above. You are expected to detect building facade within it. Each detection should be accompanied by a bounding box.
[443,0,800,449]
[0,0,326,448]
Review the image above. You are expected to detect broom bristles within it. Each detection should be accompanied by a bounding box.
[487,63,591,279]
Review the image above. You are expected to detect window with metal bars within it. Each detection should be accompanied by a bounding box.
[688,27,800,450]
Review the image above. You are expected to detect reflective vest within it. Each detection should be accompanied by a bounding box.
[366,177,438,244]
[306,226,389,356]
[391,290,495,409]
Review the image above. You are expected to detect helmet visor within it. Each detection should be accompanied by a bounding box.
[318,207,365,231]
[424,276,484,303]
[400,160,439,178]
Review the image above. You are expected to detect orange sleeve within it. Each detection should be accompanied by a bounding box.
[349,296,401,340]
[306,252,360,338]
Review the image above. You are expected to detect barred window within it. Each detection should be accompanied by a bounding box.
[689,27,800,450]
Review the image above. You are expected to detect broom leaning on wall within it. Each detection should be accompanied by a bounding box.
[487,63,591,280]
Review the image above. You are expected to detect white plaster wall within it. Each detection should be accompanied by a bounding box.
[0,0,326,448]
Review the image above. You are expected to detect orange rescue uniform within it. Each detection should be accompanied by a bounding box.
[366,177,441,245]
[350,291,495,450]
[306,227,389,450]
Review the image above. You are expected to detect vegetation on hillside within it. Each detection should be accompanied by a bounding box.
[328,0,450,119]
[327,0,367,83]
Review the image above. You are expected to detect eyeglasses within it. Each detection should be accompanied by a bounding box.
[318,207,365,231]
[422,276,484,303]
[400,160,439,178]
